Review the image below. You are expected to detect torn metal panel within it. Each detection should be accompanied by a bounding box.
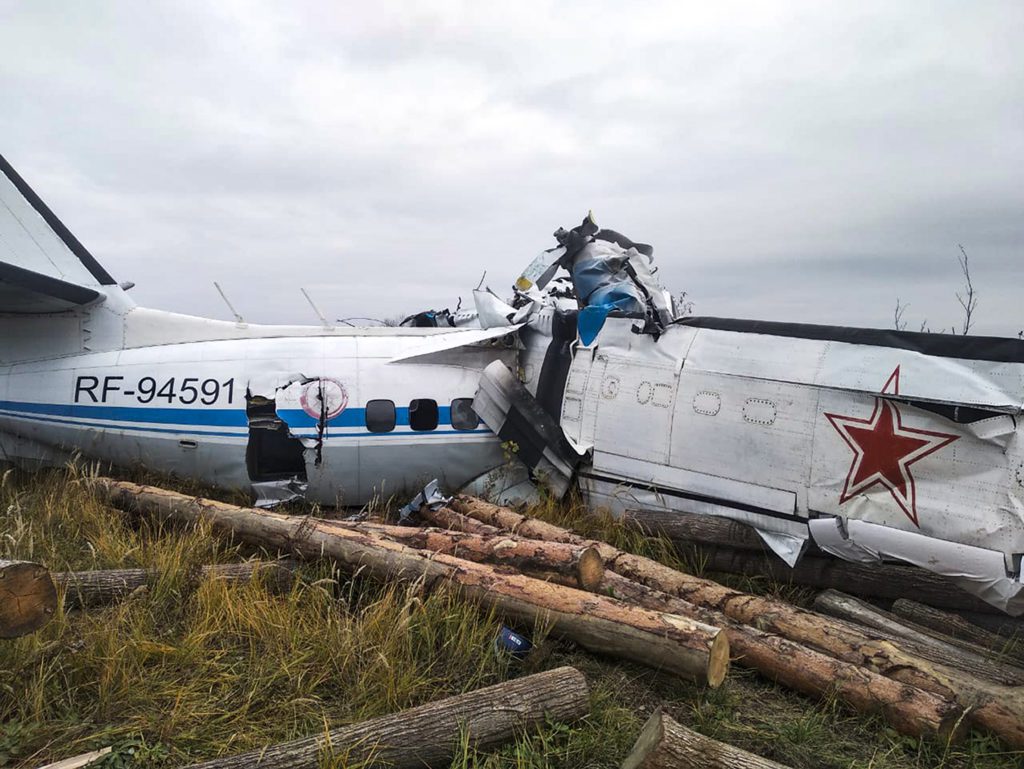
[473,289,517,329]
[252,478,308,509]
[810,517,1024,615]
[474,360,583,498]
[398,478,450,524]
[460,462,541,507]
[514,246,565,292]
[755,530,808,568]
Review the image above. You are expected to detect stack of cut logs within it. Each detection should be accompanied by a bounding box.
[8,479,1024,768]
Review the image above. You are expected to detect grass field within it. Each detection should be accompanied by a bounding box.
[1,465,1021,768]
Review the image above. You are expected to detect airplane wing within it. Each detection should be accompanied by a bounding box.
[387,324,523,364]
[0,153,115,313]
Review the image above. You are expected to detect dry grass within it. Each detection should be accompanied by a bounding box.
[0,467,1021,768]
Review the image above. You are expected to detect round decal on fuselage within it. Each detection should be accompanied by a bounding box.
[300,378,349,421]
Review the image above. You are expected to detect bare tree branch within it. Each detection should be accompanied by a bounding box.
[893,298,908,331]
[955,244,978,335]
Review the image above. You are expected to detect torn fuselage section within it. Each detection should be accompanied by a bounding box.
[245,386,310,507]
[474,360,584,498]
[245,375,347,508]
[471,214,1024,615]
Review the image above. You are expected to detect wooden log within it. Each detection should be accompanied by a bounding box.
[56,560,297,610]
[621,505,1001,617]
[813,590,1024,687]
[94,480,729,687]
[452,496,1024,747]
[622,709,791,769]
[625,508,774,553]
[565,570,963,740]
[419,505,504,536]
[950,610,1024,641]
[0,559,57,638]
[452,495,582,543]
[337,522,605,590]
[892,599,1024,664]
[182,665,589,769]
[692,545,998,614]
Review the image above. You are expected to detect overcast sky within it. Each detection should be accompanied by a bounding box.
[2,1,1021,335]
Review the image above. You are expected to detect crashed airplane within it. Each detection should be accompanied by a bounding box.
[2,153,1024,614]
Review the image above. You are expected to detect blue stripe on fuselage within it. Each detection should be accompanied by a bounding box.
[274,406,451,428]
[0,401,484,436]
[0,400,250,427]
[0,410,245,437]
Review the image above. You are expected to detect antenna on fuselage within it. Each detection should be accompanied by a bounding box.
[301,287,333,330]
[214,281,246,326]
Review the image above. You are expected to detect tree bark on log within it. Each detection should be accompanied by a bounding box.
[419,505,504,536]
[451,496,1024,747]
[892,599,1024,665]
[625,509,775,553]
[561,570,963,740]
[813,590,1024,687]
[623,505,998,617]
[951,610,1024,640]
[334,522,605,591]
[56,560,297,610]
[0,559,57,638]
[622,709,792,769]
[181,665,589,769]
[94,480,729,687]
[691,545,997,614]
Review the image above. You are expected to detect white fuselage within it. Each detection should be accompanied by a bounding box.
[553,316,1024,609]
[0,315,515,505]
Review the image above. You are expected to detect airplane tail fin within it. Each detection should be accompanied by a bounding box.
[0,153,120,313]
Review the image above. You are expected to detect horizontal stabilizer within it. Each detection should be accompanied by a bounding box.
[0,152,115,314]
[0,260,102,313]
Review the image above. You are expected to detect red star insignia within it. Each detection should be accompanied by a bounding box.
[824,366,958,527]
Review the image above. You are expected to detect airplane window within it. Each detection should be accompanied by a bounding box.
[450,398,480,430]
[409,399,439,431]
[365,399,396,433]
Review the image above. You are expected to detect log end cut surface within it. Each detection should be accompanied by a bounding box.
[622,710,792,769]
[577,546,605,592]
[707,628,730,689]
[0,559,57,638]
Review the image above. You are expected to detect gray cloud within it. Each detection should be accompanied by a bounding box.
[1,1,1021,335]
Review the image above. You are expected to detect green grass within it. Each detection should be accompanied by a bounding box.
[1,466,1021,767]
